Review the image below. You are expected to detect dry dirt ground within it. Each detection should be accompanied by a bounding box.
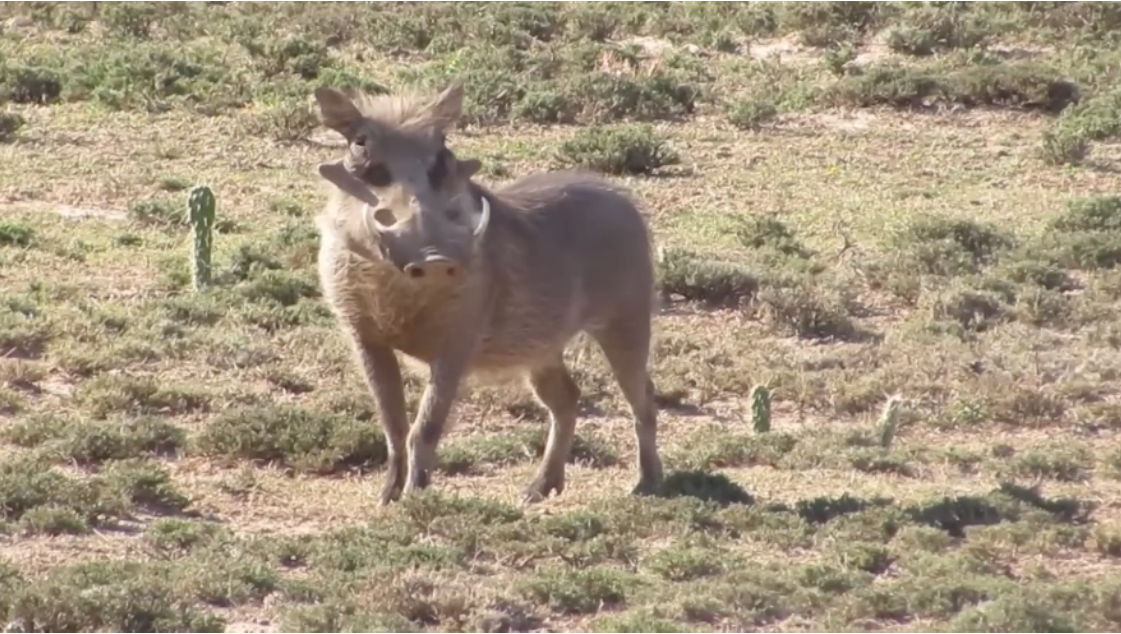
[3,3,1121,633]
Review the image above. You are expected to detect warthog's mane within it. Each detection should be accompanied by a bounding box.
[343,87,450,136]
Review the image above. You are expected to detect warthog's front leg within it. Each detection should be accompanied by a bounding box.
[350,333,410,505]
[402,348,472,496]
[523,357,580,504]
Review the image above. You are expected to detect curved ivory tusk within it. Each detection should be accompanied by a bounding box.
[473,196,491,238]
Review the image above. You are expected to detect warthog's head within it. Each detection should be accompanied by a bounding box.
[313,82,489,280]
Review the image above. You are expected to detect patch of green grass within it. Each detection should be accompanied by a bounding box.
[560,69,701,123]
[156,175,191,192]
[884,5,990,56]
[0,222,35,247]
[240,97,320,143]
[725,98,778,130]
[922,284,1011,334]
[828,62,1080,113]
[439,427,618,476]
[645,544,732,582]
[0,111,26,141]
[759,281,863,341]
[888,214,1016,278]
[127,198,184,228]
[0,64,64,104]
[1040,127,1090,166]
[1042,85,1121,165]
[1004,444,1093,483]
[654,470,755,507]
[75,375,210,418]
[1049,195,1121,233]
[2,560,226,633]
[1033,196,1121,271]
[946,583,1085,632]
[1104,448,1121,480]
[194,405,388,474]
[280,602,414,634]
[657,248,759,307]
[3,414,184,465]
[670,428,799,470]
[594,611,695,633]
[735,215,815,260]
[144,518,231,554]
[0,457,127,526]
[103,459,191,514]
[518,565,641,615]
[17,505,90,536]
[556,123,679,175]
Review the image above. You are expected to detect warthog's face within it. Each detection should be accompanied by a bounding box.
[313,82,490,281]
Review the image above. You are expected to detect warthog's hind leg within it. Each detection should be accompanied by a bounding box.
[523,356,581,504]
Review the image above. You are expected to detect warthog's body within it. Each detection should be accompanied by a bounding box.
[312,83,664,504]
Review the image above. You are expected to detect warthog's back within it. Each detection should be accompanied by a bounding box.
[472,171,658,372]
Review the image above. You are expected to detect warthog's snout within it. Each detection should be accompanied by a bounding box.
[404,254,459,279]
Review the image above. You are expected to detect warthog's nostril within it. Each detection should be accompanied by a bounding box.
[405,258,457,280]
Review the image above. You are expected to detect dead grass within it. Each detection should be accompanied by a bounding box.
[2,2,1121,632]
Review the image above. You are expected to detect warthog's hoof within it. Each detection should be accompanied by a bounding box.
[379,458,407,505]
[631,477,663,497]
[522,475,564,505]
[379,483,402,506]
[401,469,432,498]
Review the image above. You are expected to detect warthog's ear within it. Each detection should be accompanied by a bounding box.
[314,87,364,141]
[318,160,380,207]
[422,80,465,131]
[456,158,482,179]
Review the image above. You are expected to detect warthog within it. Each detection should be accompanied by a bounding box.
[311,81,664,505]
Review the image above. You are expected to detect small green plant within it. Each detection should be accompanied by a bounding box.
[0,222,35,247]
[877,395,902,448]
[726,99,778,131]
[0,65,63,104]
[0,112,26,142]
[243,99,320,142]
[556,124,679,175]
[823,43,858,76]
[104,459,192,513]
[188,185,216,291]
[750,384,772,433]
[1040,128,1089,166]
[884,6,988,56]
[195,405,388,474]
[158,176,191,192]
[759,283,860,341]
[657,248,759,307]
[18,505,89,536]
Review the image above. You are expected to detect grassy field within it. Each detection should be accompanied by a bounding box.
[3,1,1121,631]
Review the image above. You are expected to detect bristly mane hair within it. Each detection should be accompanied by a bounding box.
[341,87,454,136]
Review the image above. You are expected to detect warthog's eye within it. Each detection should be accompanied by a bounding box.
[445,208,462,222]
[363,163,392,188]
